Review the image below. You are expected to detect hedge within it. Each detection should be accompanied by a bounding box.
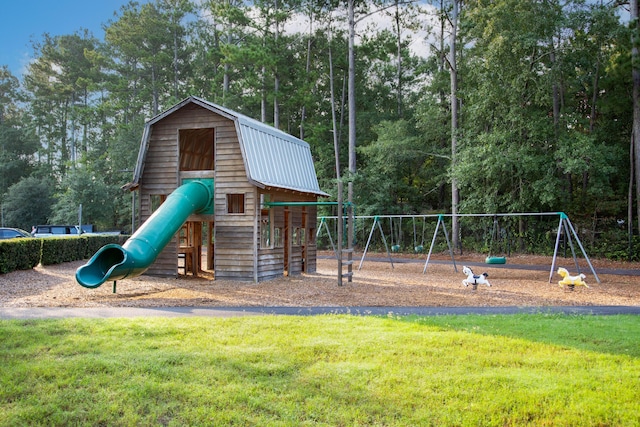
[0,235,127,274]
[0,238,42,274]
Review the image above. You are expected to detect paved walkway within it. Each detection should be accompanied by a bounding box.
[1,305,639,319]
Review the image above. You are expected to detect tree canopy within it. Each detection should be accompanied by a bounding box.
[0,0,636,256]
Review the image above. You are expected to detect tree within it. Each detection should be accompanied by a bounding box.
[51,167,114,230]
[104,1,192,118]
[3,176,56,230]
[457,0,565,213]
[193,0,250,104]
[0,67,38,195]
[631,0,640,234]
[23,31,100,177]
[448,0,459,249]
[359,119,434,214]
[0,66,21,125]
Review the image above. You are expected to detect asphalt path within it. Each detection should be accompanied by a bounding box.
[1,305,639,320]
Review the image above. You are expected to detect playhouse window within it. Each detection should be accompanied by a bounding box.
[293,227,300,246]
[227,194,244,213]
[260,208,272,248]
[150,194,167,213]
[274,227,282,248]
[179,128,214,171]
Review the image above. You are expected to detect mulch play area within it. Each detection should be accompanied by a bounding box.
[1,252,638,309]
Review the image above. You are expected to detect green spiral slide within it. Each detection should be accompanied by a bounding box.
[76,180,213,289]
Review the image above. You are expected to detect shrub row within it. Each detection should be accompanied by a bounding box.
[0,238,42,274]
[0,235,128,274]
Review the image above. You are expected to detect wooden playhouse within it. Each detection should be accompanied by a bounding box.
[124,96,328,282]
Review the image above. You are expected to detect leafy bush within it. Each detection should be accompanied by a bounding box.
[82,234,127,259]
[40,237,86,265]
[40,235,125,266]
[0,238,41,274]
[0,234,129,272]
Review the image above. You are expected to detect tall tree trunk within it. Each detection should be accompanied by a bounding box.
[261,65,267,123]
[300,7,315,140]
[329,23,343,285]
[348,0,356,176]
[274,73,279,128]
[551,48,560,134]
[395,0,403,117]
[449,0,460,251]
[173,23,179,100]
[347,0,356,281]
[630,135,635,260]
[632,0,640,234]
[223,30,231,105]
[273,0,280,128]
[151,63,159,115]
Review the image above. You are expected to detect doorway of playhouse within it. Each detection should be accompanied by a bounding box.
[178,221,214,277]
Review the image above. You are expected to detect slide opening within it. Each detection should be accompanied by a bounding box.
[76,245,126,288]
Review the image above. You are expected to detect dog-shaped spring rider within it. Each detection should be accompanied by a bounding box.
[557,267,588,290]
[462,265,492,289]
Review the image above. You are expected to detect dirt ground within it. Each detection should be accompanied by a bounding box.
[1,251,639,309]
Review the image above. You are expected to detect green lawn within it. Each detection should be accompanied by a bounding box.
[1,314,638,426]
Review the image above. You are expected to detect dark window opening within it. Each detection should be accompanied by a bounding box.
[227,194,245,213]
[179,128,214,171]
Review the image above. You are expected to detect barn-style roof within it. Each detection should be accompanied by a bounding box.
[127,96,328,196]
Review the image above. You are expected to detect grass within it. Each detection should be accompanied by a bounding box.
[0,314,638,426]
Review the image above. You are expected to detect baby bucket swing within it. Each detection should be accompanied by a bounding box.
[486,215,507,264]
[413,216,426,253]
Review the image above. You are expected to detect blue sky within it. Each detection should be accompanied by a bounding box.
[1,0,149,77]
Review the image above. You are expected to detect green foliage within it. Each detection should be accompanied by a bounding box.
[0,315,638,425]
[3,0,635,257]
[0,238,41,274]
[39,237,86,265]
[358,120,437,214]
[39,235,123,266]
[0,125,37,192]
[3,176,56,231]
[83,234,127,259]
[0,234,124,271]
[50,168,114,230]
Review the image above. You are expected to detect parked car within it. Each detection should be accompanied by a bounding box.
[0,227,33,239]
[32,225,82,238]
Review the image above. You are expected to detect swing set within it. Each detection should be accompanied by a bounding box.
[317,212,600,284]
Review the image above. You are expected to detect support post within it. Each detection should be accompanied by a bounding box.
[423,215,457,273]
[549,213,600,284]
[358,216,394,270]
[359,217,378,270]
[337,181,343,286]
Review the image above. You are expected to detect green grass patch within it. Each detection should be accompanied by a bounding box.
[0,314,638,426]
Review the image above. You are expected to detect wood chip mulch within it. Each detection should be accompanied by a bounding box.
[1,253,639,308]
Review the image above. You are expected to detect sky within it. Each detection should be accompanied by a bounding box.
[0,0,150,77]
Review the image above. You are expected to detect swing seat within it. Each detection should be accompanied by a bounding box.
[414,245,424,253]
[485,256,507,264]
[391,245,400,253]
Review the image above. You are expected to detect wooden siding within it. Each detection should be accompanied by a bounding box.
[140,103,229,275]
[136,101,320,281]
[213,108,256,281]
[256,191,318,280]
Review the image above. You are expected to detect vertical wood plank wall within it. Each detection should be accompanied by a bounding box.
[257,192,318,281]
[138,102,320,281]
[140,104,223,276]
